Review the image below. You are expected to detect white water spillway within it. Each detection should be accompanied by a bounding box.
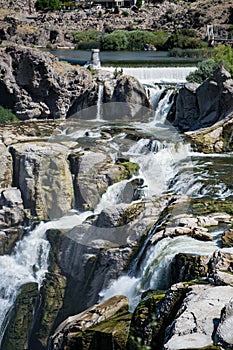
[104,66,197,84]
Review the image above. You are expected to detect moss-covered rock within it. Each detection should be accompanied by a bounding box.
[49,295,132,350]
[1,282,38,350]
[30,272,67,349]
[127,287,187,349]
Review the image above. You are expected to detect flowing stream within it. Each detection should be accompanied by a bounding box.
[0,67,233,343]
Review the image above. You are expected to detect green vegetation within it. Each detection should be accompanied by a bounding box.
[187,45,233,83]
[166,29,208,50]
[102,30,128,51]
[35,0,61,11]
[0,106,18,123]
[212,44,233,75]
[187,59,217,83]
[73,30,100,50]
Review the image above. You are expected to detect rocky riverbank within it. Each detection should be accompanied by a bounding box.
[0,44,233,350]
[0,0,232,48]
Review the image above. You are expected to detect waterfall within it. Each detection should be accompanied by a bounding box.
[153,88,175,123]
[0,212,91,344]
[104,66,197,84]
[96,84,104,121]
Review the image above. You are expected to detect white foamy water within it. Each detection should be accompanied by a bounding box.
[0,211,91,343]
[104,66,197,84]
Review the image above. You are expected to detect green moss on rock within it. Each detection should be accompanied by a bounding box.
[1,282,38,350]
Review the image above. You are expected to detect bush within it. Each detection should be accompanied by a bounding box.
[113,5,119,14]
[0,106,18,123]
[35,0,60,11]
[73,30,100,49]
[102,30,167,51]
[152,30,169,49]
[166,29,207,50]
[102,31,128,51]
[136,0,142,8]
[127,30,158,50]
[212,45,233,75]
[186,59,217,83]
[122,11,129,17]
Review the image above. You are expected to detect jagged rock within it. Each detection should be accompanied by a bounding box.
[173,66,233,134]
[0,142,12,188]
[0,45,96,120]
[185,112,233,153]
[0,227,23,254]
[127,286,187,349]
[208,250,233,286]
[1,282,38,350]
[215,298,233,348]
[222,229,233,247]
[170,253,209,284]
[0,187,25,228]
[29,272,67,350]
[163,284,233,349]
[10,142,73,220]
[49,295,131,350]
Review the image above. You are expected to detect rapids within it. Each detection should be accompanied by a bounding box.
[0,66,233,346]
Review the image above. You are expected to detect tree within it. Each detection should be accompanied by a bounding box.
[212,45,233,75]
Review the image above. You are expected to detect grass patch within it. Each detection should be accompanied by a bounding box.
[0,106,19,123]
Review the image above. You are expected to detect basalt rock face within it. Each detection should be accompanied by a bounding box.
[0,45,151,121]
[172,66,233,132]
[0,45,96,120]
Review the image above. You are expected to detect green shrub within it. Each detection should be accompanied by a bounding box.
[35,0,61,11]
[113,5,119,14]
[73,30,100,49]
[153,30,169,49]
[136,0,142,8]
[122,11,129,17]
[166,29,207,50]
[0,106,18,123]
[102,31,128,51]
[127,30,158,50]
[212,45,233,75]
[186,59,217,83]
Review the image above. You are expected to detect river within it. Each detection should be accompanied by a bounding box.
[0,64,233,349]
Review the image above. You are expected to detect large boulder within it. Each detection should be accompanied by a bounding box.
[163,284,233,349]
[173,66,233,132]
[10,142,73,220]
[49,295,131,350]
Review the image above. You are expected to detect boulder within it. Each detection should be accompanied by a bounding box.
[163,284,233,349]
[222,229,233,247]
[0,142,12,188]
[0,45,96,120]
[0,187,25,228]
[10,142,73,220]
[1,282,38,350]
[215,298,233,348]
[173,66,233,133]
[49,295,131,350]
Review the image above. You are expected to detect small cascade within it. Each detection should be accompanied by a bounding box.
[100,234,219,311]
[96,84,104,121]
[146,85,166,111]
[0,212,91,345]
[153,88,175,123]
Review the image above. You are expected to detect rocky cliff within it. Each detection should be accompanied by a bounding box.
[169,65,233,153]
[0,45,150,121]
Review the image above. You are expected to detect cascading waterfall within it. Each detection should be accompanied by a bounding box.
[1,64,233,346]
[96,83,104,121]
[0,212,92,344]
